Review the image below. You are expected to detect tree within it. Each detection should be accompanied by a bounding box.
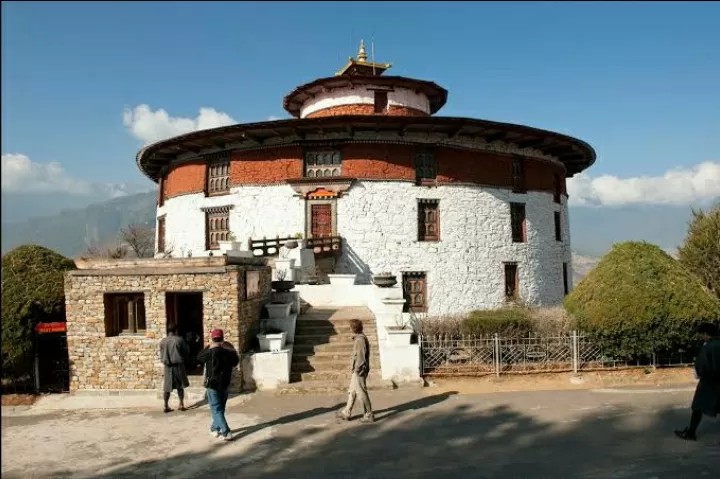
[564,241,720,359]
[1,245,76,378]
[119,224,155,258]
[678,203,720,299]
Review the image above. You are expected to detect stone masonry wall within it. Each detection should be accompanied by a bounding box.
[64,265,271,391]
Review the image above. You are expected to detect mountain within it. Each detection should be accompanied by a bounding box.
[1,192,156,257]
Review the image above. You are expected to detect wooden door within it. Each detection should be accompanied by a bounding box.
[310,204,332,237]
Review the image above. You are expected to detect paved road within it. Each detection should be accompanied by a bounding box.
[2,387,718,478]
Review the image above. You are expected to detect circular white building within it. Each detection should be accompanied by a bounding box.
[137,42,596,315]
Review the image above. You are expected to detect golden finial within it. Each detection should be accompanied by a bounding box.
[357,39,368,62]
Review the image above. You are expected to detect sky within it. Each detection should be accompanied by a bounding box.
[2,1,719,207]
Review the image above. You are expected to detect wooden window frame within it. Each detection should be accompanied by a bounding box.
[157,216,166,254]
[414,150,437,184]
[562,262,569,296]
[374,90,388,114]
[304,150,342,178]
[204,207,231,250]
[512,157,526,194]
[103,293,146,337]
[504,263,519,302]
[554,211,562,242]
[158,175,166,207]
[402,271,427,313]
[418,199,440,242]
[205,160,231,196]
[553,174,562,203]
[510,202,527,243]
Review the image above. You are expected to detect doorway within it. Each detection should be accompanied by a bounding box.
[310,203,332,237]
[166,292,204,375]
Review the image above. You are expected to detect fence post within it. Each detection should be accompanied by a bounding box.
[572,330,579,374]
[494,333,500,377]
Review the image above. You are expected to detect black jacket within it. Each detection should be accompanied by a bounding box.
[197,346,240,391]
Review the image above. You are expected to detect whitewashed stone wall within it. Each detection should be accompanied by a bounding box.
[335,181,572,315]
[300,86,431,118]
[158,181,571,315]
[158,185,303,257]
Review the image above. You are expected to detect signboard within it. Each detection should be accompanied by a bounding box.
[35,322,67,334]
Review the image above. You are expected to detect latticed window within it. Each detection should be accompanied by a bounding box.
[206,161,230,195]
[305,151,342,178]
[504,263,519,301]
[157,217,166,253]
[415,151,436,182]
[510,203,526,243]
[512,157,526,193]
[402,272,427,312]
[205,209,230,250]
[104,293,146,337]
[554,211,562,242]
[418,199,440,241]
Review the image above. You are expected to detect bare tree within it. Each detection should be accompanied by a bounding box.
[83,243,128,259]
[119,224,155,258]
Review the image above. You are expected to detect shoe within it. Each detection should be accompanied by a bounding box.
[674,428,697,441]
[222,432,234,442]
[210,430,220,438]
[360,415,375,424]
[336,411,351,421]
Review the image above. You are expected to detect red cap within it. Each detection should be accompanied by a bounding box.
[211,329,224,340]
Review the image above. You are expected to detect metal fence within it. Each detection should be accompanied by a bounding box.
[420,332,695,376]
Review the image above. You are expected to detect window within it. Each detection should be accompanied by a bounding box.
[374,91,388,113]
[402,272,427,312]
[205,209,230,250]
[553,174,562,203]
[510,203,526,243]
[104,293,146,336]
[418,199,440,241]
[504,263,519,301]
[562,263,569,295]
[206,161,230,195]
[415,151,437,182]
[512,157,526,193]
[305,151,342,177]
[157,217,166,253]
[554,212,562,242]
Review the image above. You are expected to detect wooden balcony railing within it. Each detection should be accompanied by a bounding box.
[306,236,342,257]
[248,235,342,258]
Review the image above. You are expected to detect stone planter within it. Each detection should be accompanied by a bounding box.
[386,327,413,346]
[327,274,357,287]
[284,240,299,249]
[257,332,287,353]
[373,275,397,288]
[265,302,292,319]
[218,240,242,253]
[271,280,295,292]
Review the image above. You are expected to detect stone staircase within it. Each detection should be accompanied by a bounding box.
[278,306,393,394]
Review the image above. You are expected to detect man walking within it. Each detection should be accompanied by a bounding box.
[337,319,375,423]
[197,329,240,441]
[675,322,720,441]
[159,323,190,413]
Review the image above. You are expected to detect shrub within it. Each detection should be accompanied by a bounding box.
[1,245,76,378]
[678,203,720,299]
[527,307,577,336]
[564,241,720,360]
[461,308,532,337]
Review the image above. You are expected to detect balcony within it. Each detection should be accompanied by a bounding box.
[248,236,342,258]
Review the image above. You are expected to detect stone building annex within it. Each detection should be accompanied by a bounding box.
[64,42,596,394]
[140,41,596,315]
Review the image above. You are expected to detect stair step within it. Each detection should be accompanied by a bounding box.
[294,334,375,344]
[291,361,381,373]
[292,343,378,353]
[290,371,383,382]
[295,324,377,333]
[292,350,381,360]
[276,379,394,395]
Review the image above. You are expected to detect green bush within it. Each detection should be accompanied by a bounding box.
[564,241,720,359]
[1,245,76,378]
[461,307,532,338]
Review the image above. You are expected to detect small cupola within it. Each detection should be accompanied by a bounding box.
[335,40,392,77]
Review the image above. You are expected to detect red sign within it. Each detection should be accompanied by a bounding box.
[35,322,67,334]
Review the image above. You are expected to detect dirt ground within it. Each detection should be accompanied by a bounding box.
[1,394,39,406]
[2,384,718,478]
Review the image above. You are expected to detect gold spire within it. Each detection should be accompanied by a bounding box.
[357,39,368,62]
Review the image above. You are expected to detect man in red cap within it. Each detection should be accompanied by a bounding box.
[197,328,240,441]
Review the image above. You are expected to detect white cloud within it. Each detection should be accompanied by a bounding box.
[267,115,281,121]
[1,153,153,197]
[567,161,720,207]
[123,104,236,146]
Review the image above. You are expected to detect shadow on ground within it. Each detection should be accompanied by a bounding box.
[35,392,720,478]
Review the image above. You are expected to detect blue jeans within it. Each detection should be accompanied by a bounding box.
[207,388,230,436]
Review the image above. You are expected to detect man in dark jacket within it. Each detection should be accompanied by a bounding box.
[159,324,190,413]
[336,319,374,423]
[197,329,240,441]
[675,322,720,441]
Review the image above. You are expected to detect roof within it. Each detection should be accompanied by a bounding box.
[136,115,596,181]
[283,75,448,117]
[335,58,392,77]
